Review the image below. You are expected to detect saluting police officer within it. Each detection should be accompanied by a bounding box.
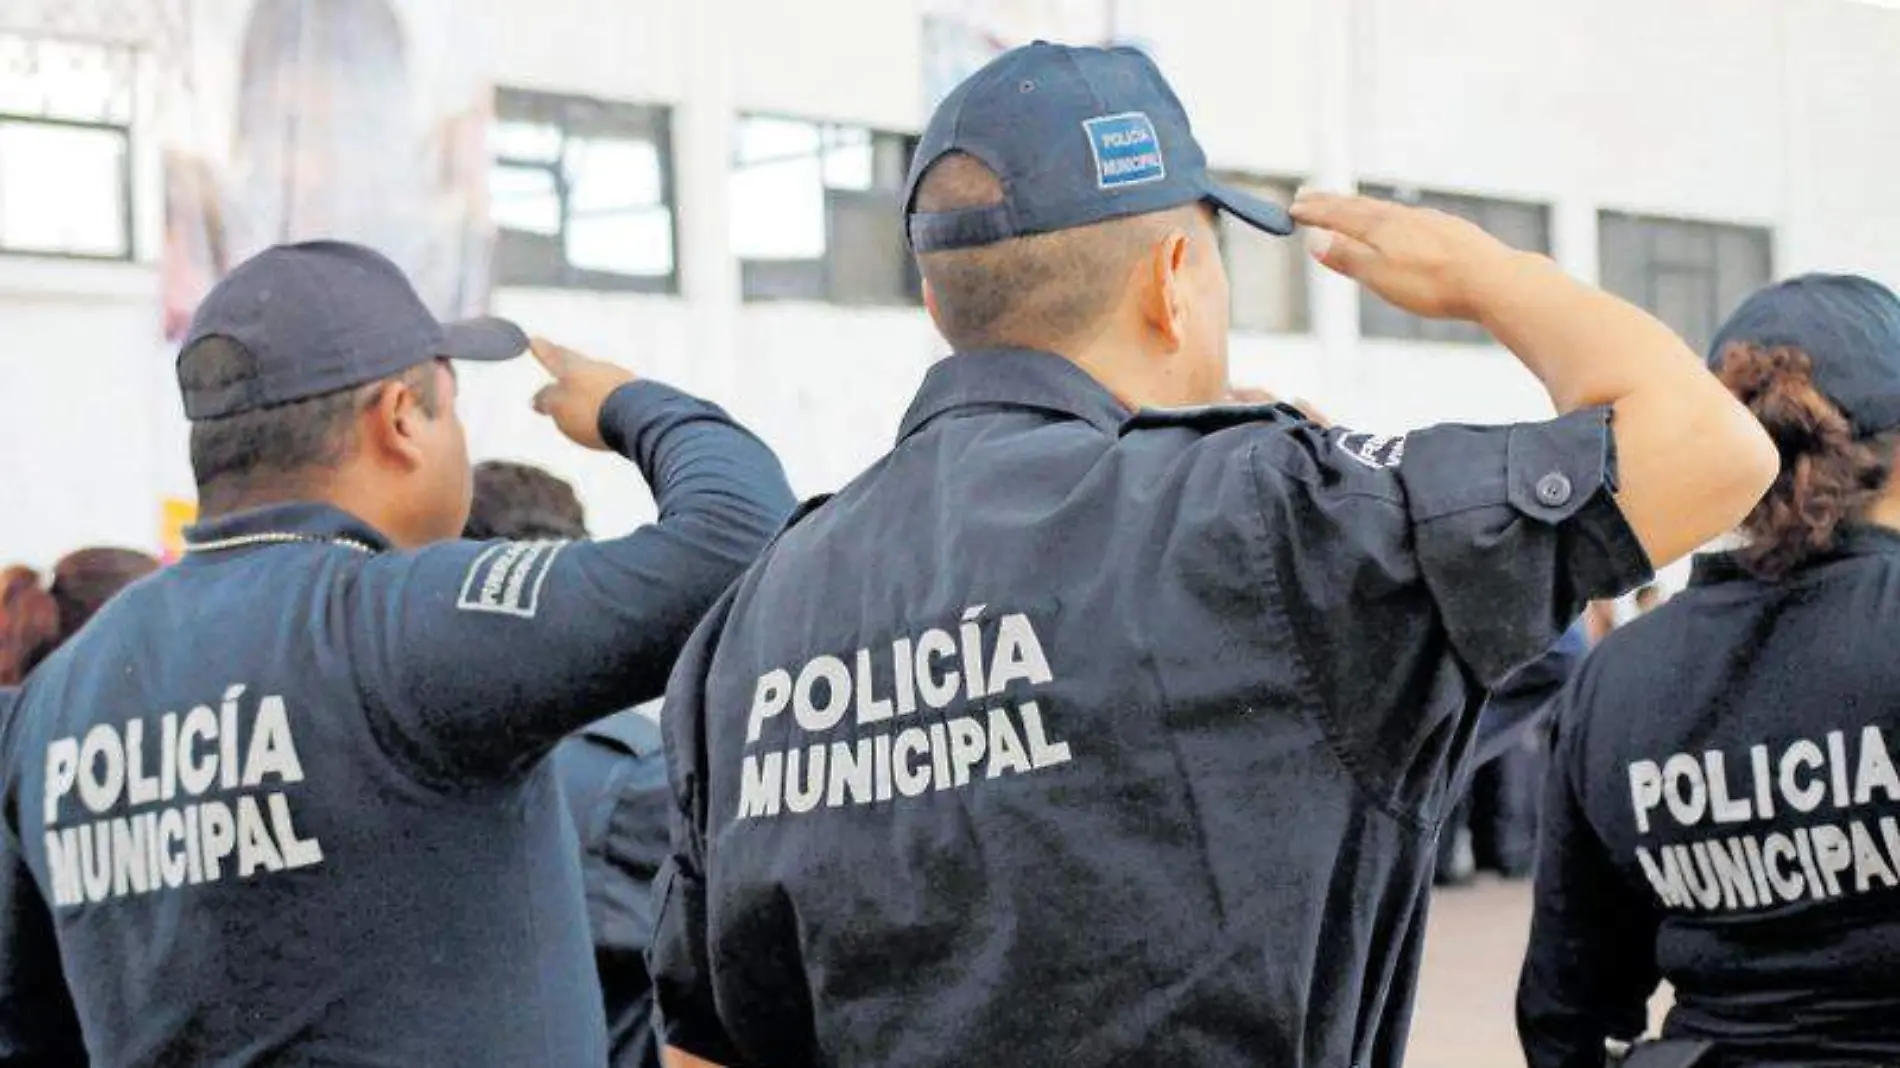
[0,240,794,1066]
[1518,275,1900,1068]
[649,42,1776,1068]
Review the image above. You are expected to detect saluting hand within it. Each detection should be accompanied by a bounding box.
[529,337,637,450]
[1291,190,1526,323]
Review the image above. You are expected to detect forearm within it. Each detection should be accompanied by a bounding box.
[600,381,796,554]
[664,1047,728,1068]
[1474,253,1776,565]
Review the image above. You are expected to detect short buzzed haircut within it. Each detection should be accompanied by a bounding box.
[914,152,1202,351]
[180,339,441,514]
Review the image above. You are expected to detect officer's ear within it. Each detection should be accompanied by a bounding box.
[1139,226,1194,353]
[360,365,442,472]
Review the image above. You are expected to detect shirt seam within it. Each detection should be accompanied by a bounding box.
[1244,442,1435,833]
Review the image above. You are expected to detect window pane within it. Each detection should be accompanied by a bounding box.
[1655,267,1718,356]
[0,35,134,124]
[1481,202,1550,255]
[1220,178,1305,334]
[494,119,562,163]
[821,126,875,191]
[1652,219,1713,270]
[490,88,678,292]
[0,120,127,256]
[1714,226,1772,323]
[489,164,561,235]
[827,188,914,305]
[565,137,663,210]
[733,118,827,260]
[567,209,674,277]
[1598,214,1650,306]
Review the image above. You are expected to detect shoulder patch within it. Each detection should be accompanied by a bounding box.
[456,540,568,619]
[1335,430,1407,470]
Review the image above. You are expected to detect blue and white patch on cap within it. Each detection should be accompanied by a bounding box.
[1083,112,1166,190]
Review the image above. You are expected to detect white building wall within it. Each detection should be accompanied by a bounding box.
[3,0,1899,569]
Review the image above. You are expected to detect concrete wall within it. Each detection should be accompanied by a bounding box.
[4,0,1899,574]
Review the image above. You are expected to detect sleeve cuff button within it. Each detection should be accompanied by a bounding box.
[1535,472,1574,507]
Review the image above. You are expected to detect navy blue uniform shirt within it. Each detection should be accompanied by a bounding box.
[652,348,1651,1068]
[0,381,793,1067]
[553,707,669,1068]
[1520,527,1900,1068]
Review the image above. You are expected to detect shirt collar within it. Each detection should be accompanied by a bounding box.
[182,501,394,557]
[1690,523,1900,587]
[897,348,1133,442]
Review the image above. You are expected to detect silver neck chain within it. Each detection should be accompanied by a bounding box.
[183,531,378,556]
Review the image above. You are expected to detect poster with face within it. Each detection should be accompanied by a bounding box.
[920,0,1118,113]
[160,0,494,339]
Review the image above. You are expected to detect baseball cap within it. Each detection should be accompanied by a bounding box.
[177,240,527,421]
[1708,273,1900,436]
[903,42,1294,253]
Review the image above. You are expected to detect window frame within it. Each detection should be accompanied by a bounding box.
[1596,210,1774,357]
[732,113,921,307]
[490,86,681,295]
[0,29,140,262]
[1357,184,1553,345]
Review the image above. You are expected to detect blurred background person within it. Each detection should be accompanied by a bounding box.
[1518,274,1900,1068]
[464,459,668,1068]
[163,0,490,338]
[0,548,158,687]
[1436,622,1591,886]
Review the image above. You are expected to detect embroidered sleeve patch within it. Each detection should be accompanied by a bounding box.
[1337,431,1408,470]
[1083,112,1166,189]
[456,540,568,618]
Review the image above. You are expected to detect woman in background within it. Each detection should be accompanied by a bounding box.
[1517,274,1900,1068]
[0,548,158,686]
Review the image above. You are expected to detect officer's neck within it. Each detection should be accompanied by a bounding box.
[198,465,413,548]
[1063,335,1221,411]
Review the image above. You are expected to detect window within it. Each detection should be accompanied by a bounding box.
[1217,176,1307,334]
[490,89,677,292]
[1599,213,1772,357]
[0,33,136,259]
[1359,185,1552,344]
[731,117,919,305]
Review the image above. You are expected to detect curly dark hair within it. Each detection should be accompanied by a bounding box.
[1717,343,1900,581]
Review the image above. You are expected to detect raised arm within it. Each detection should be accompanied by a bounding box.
[350,341,796,782]
[1292,192,1777,569]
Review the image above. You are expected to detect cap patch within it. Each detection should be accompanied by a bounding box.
[1083,112,1166,189]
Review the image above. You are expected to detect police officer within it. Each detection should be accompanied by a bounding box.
[650,42,1776,1068]
[466,459,671,1068]
[0,240,794,1066]
[1517,275,1900,1068]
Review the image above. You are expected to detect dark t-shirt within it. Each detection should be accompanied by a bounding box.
[1520,527,1900,1068]
[0,382,792,1067]
[652,348,1651,1068]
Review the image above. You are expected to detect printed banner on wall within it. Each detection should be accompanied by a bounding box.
[160,0,495,340]
[920,0,1119,114]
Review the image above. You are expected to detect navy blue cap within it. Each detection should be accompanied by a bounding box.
[178,241,527,421]
[903,42,1294,252]
[1709,273,1900,437]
